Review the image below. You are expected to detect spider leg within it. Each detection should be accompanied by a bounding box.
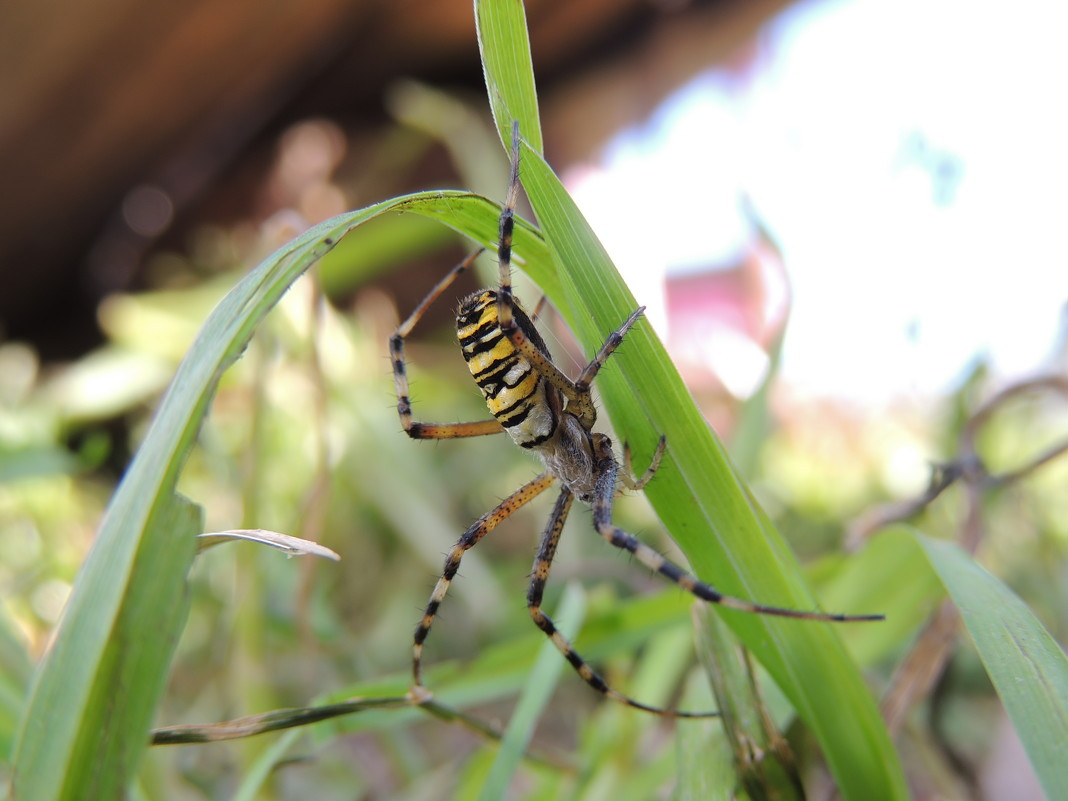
[412,471,557,693]
[527,488,719,718]
[492,132,573,389]
[490,123,651,432]
[572,306,645,391]
[553,305,647,430]
[621,435,666,492]
[390,249,504,439]
[494,120,522,335]
[590,450,883,622]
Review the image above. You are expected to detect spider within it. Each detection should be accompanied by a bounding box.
[389,122,881,717]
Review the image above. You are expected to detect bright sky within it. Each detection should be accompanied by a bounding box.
[568,0,1068,403]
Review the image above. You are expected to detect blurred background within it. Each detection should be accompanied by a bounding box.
[2,0,1066,799]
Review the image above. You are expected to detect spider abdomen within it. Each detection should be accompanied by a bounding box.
[457,290,559,449]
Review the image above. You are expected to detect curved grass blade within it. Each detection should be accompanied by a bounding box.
[475,1,905,797]
[12,493,199,801]
[10,189,544,801]
[150,697,412,745]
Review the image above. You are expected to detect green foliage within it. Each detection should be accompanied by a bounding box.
[2,1,1065,799]
[918,535,1068,799]
[5,189,549,800]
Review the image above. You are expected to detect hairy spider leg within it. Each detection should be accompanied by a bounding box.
[492,121,602,428]
[526,484,720,718]
[412,472,556,690]
[390,249,504,440]
[588,439,884,622]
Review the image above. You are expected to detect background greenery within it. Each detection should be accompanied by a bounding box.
[3,1,1067,799]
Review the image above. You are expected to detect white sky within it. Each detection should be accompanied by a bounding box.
[568,0,1068,402]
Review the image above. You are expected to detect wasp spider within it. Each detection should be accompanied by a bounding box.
[389,123,881,717]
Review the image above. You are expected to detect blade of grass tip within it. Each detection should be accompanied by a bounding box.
[916,534,1068,799]
[475,0,543,153]
[477,583,585,801]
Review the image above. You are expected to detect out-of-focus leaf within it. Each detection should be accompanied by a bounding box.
[814,526,945,666]
[917,534,1068,800]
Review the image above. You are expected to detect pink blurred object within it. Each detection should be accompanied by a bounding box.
[665,223,790,401]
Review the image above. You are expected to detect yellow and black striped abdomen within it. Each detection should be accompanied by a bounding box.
[457,290,557,449]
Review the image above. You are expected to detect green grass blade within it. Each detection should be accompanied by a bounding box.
[9,189,531,800]
[917,535,1068,799]
[475,2,905,797]
[475,0,543,153]
[695,606,804,801]
[478,583,585,801]
[0,606,33,759]
[676,719,735,801]
[12,493,199,801]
